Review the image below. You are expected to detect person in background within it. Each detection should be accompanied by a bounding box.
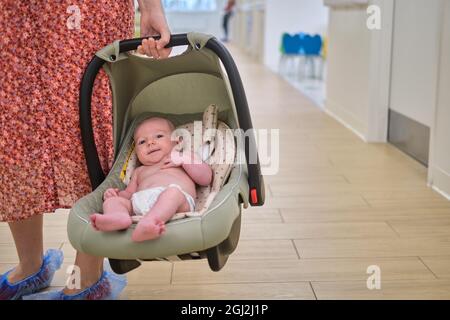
[222,0,236,42]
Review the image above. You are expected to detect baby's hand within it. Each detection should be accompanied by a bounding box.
[103,188,120,200]
[161,150,184,169]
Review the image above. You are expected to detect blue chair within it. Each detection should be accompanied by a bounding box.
[304,34,322,56]
[298,33,306,55]
[280,33,325,79]
[281,33,301,54]
[279,33,302,75]
[300,34,323,79]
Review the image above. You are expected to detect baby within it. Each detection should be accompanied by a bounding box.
[90,117,213,242]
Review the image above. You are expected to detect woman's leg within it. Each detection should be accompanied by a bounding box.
[62,251,104,295]
[20,250,125,300]
[7,214,44,283]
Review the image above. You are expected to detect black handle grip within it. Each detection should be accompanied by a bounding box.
[79,33,265,206]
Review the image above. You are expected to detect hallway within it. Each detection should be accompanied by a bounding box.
[1,44,450,299]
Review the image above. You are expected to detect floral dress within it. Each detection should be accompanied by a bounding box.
[0,1,134,222]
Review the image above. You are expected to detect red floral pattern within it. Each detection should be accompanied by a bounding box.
[0,1,134,222]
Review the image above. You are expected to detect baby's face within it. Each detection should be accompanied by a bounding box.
[134,118,176,165]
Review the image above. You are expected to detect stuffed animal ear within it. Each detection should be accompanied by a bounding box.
[174,135,184,152]
[200,141,211,161]
[172,104,219,161]
[202,104,219,159]
[173,127,191,153]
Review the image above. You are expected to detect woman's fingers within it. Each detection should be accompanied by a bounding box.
[142,38,158,58]
[157,29,170,50]
[140,37,171,59]
[158,47,171,59]
[157,30,172,59]
[141,38,155,58]
[149,38,160,58]
[141,38,151,57]
[142,38,159,59]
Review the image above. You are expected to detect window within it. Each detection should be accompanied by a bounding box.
[162,0,217,11]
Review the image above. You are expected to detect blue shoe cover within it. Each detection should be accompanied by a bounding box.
[0,249,64,300]
[23,260,127,300]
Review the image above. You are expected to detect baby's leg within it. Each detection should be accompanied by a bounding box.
[90,197,133,232]
[131,187,190,242]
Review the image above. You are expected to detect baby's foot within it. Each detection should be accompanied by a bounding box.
[90,213,132,232]
[131,216,166,242]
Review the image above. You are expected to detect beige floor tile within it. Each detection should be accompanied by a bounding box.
[241,208,283,224]
[126,261,173,285]
[388,219,450,237]
[0,243,63,263]
[269,181,353,197]
[281,207,450,223]
[172,258,434,284]
[265,173,348,184]
[312,280,450,300]
[0,226,14,244]
[124,282,315,300]
[420,256,450,278]
[0,263,17,274]
[241,222,397,240]
[230,240,299,260]
[294,238,450,258]
[60,242,77,261]
[43,210,69,227]
[260,195,369,210]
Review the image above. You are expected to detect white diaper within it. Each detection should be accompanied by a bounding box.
[131,184,196,216]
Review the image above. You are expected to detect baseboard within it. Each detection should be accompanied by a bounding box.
[429,165,450,200]
[388,109,430,166]
[324,99,367,142]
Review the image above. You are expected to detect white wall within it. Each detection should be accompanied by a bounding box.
[263,0,329,72]
[324,5,371,138]
[233,0,266,61]
[389,0,442,126]
[324,0,449,197]
[429,0,450,198]
[324,0,394,142]
[325,0,443,140]
[164,0,227,37]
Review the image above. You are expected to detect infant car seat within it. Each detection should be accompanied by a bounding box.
[68,33,265,274]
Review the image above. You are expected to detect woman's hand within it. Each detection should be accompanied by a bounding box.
[137,0,172,59]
